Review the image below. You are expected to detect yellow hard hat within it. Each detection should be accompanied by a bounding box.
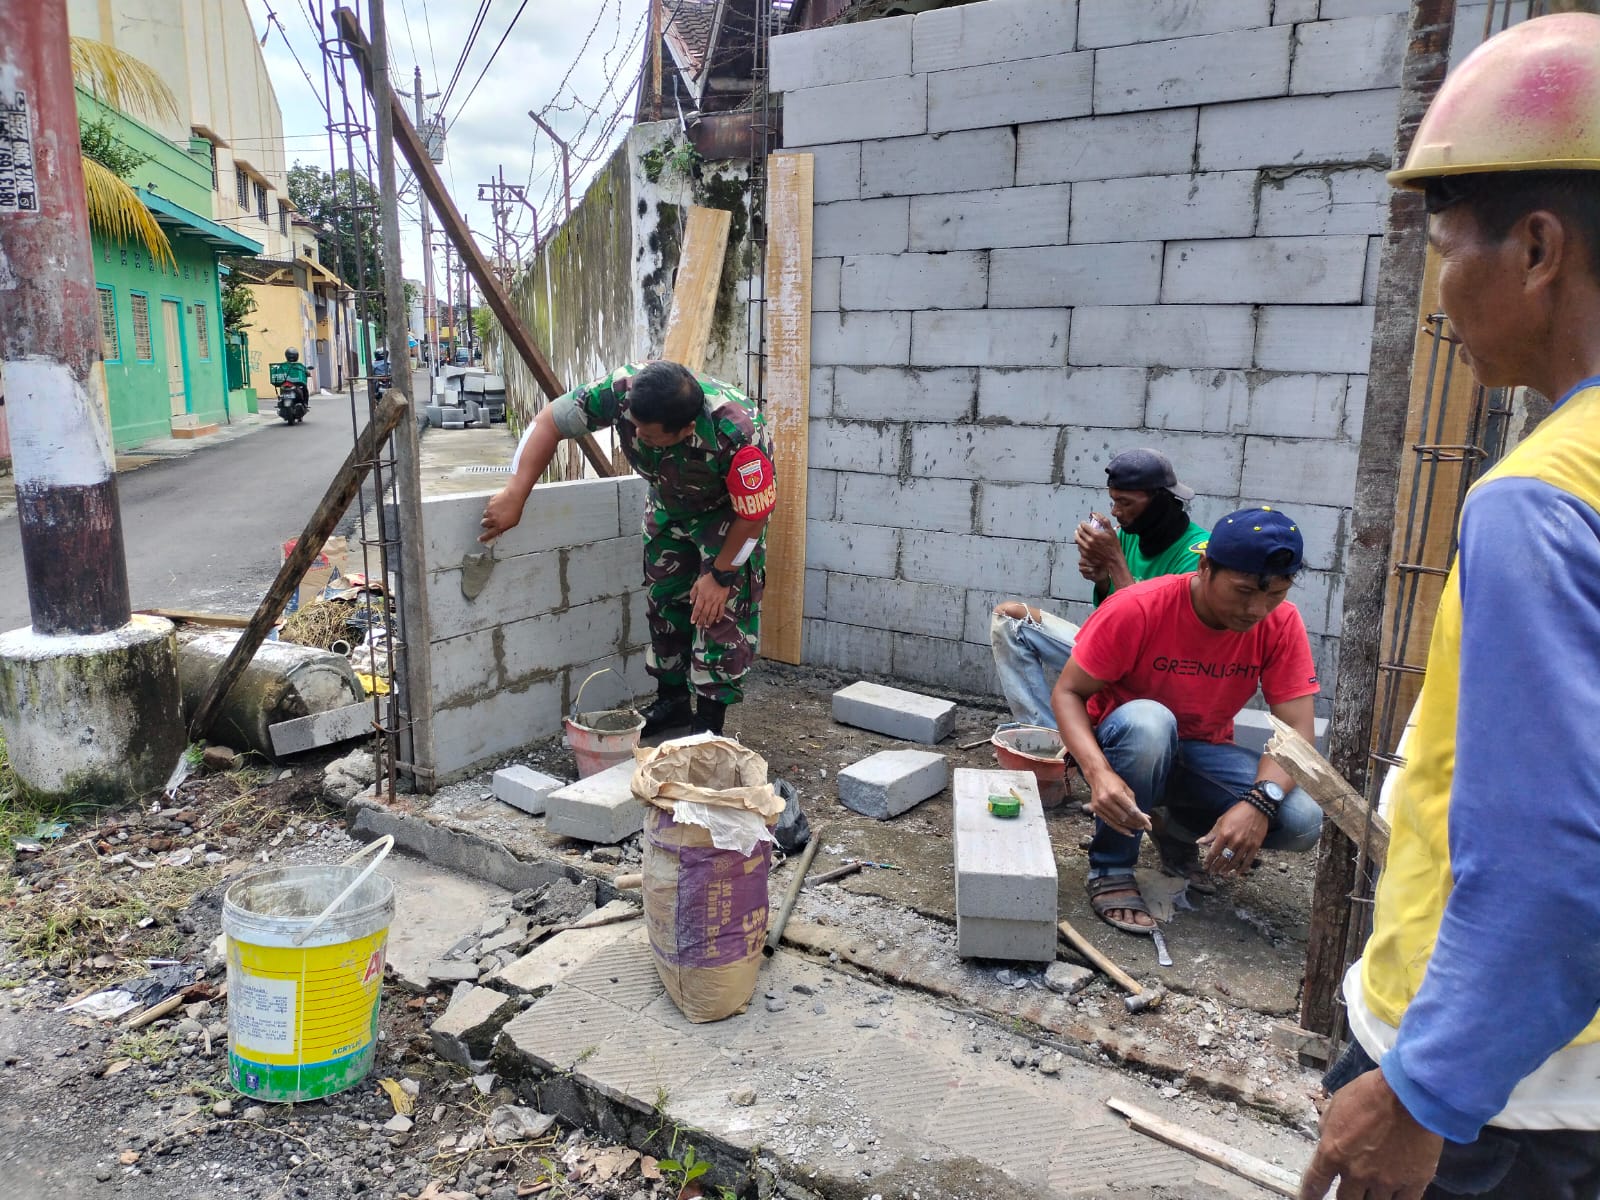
[1389,11,1600,188]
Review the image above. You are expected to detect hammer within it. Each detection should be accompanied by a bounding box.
[1057,918,1167,1014]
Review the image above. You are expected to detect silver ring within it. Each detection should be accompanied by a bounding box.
[1220,848,1235,860]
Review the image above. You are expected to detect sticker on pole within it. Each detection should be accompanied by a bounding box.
[0,90,39,214]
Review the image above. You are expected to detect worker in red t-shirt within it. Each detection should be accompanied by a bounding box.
[1050,507,1324,934]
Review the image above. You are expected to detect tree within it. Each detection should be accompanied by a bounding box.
[286,163,386,305]
[221,273,256,334]
[70,38,176,269]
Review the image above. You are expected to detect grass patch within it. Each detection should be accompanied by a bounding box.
[116,1027,180,1065]
[1,861,218,967]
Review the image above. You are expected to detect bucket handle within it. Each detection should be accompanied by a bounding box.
[570,664,635,721]
[290,834,394,946]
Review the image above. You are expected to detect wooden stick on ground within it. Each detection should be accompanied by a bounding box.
[1057,918,1143,996]
[1265,715,1390,869]
[1107,1098,1301,1198]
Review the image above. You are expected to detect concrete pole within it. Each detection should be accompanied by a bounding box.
[529,112,572,220]
[0,0,183,802]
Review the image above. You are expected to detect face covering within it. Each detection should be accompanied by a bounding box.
[1124,489,1191,558]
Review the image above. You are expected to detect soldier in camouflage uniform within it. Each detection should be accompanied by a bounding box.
[480,360,776,737]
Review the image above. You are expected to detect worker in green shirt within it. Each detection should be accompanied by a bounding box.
[990,449,1209,728]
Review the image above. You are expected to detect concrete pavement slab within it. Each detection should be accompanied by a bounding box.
[378,851,509,990]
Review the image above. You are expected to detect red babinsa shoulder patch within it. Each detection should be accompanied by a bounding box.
[727,445,777,519]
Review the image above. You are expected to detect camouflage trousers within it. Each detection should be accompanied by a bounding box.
[642,504,765,705]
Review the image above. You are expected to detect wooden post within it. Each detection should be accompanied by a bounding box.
[1265,717,1390,870]
[188,393,410,740]
[333,7,611,477]
[660,207,732,372]
[760,154,815,665]
[1300,0,1456,1038]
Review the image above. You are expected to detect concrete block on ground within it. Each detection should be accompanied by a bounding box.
[781,76,927,147]
[1070,171,1256,244]
[912,0,1079,72]
[929,52,1094,132]
[1094,26,1291,114]
[833,366,975,423]
[1291,13,1407,95]
[977,366,1146,428]
[953,769,1057,961]
[813,197,910,257]
[1161,236,1370,305]
[1017,109,1197,185]
[1076,0,1270,48]
[770,14,912,92]
[832,680,957,744]
[544,759,645,843]
[492,903,640,994]
[811,311,913,368]
[861,129,1016,198]
[840,251,987,310]
[1069,305,1256,369]
[493,765,565,816]
[427,961,482,984]
[910,184,1071,252]
[990,243,1160,309]
[269,700,380,757]
[1255,304,1376,373]
[839,749,949,820]
[1256,166,1387,237]
[431,984,519,1066]
[1198,89,1399,170]
[1045,961,1094,994]
[911,309,1068,369]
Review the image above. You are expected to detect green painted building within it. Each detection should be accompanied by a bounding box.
[79,90,262,450]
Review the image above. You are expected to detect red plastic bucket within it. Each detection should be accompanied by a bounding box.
[563,668,644,778]
[991,725,1070,808]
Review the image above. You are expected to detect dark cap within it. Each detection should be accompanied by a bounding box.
[1105,448,1194,502]
[1205,507,1305,577]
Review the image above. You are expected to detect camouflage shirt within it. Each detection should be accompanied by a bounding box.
[550,363,774,518]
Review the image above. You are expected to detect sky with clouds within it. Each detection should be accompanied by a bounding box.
[245,0,651,299]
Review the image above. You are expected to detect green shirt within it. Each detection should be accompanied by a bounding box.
[1092,519,1210,606]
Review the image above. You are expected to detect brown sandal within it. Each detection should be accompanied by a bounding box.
[1086,873,1155,936]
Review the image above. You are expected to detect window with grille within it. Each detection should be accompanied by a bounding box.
[236,168,249,209]
[194,302,210,359]
[209,143,218,191]
[131,292,153,361]
[97,286,120,362]
[254,182,267,221]
[279,203,289,236]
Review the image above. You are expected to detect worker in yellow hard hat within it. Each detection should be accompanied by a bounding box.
[1301,13,1600,1200]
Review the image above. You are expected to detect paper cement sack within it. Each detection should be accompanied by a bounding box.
[634,736,783,1023]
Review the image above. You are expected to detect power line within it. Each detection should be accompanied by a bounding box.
[436,0,493,117]
[444,0,535,134]
[419,0,442,92]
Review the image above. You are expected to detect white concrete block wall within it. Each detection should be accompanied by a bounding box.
[768,0,1457,701]
[420,479,651,780]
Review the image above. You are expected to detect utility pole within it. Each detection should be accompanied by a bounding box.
[399,66,440,379]
[367,0,434,792]
[0,0,183,800]
[477,165,534,290]
[528,111,572,222]
[650,0,664,121]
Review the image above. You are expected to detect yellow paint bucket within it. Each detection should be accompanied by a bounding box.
[222,836,395,1103]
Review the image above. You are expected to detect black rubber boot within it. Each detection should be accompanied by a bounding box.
[692,697,727,737]
[639,689,693,738]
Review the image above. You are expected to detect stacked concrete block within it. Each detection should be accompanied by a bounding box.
[832,680,957,744]
[838,750,949,819]
[952,769,1058,961]
[492,765,564,816]
[544,760,646,844]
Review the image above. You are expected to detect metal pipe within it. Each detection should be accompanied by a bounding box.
[764,828,821,957]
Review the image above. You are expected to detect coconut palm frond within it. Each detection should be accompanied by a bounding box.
[82,156,176,270]
[70,37,178,124]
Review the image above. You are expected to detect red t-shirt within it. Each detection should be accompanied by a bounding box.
[1071,573,1320,744]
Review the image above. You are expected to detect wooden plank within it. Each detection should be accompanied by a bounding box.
[1267,715,1390,869]
[760,153,814,666]
[269,700,383,757]
[1106,1099,1301,1198]
[333,10,611,478]
[661,206,732,373]
[136,609,251,629]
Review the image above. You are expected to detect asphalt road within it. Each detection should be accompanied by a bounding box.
[0,398,386,633]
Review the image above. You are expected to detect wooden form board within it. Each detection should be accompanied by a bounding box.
[661,206,732,373]
[760,153,814,665]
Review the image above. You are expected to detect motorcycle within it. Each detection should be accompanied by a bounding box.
[269,358,310,425]
[370,351,393,402]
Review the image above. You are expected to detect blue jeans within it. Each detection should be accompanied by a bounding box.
[1088,699,1323,875]
[989,605,1079,728]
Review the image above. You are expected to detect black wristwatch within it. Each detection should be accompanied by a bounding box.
[1242,780,1285,820]
[706,565,739,587]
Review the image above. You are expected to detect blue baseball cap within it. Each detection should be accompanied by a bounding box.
[1205,507,1304,576]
